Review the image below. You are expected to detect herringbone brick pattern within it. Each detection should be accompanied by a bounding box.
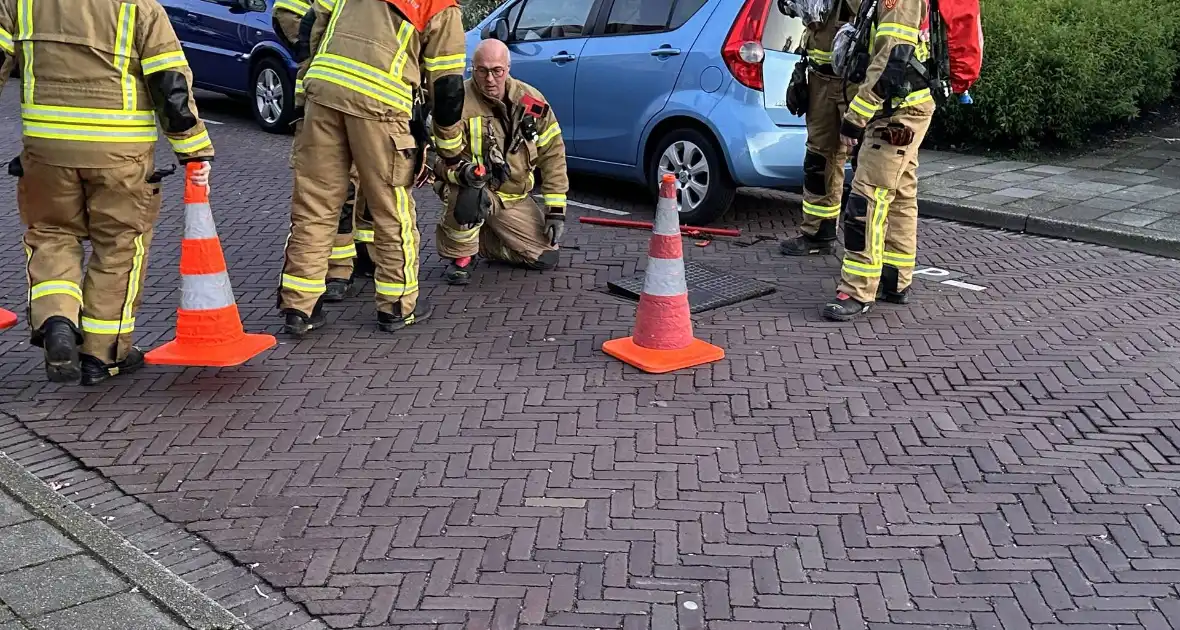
[1,91,1179,629]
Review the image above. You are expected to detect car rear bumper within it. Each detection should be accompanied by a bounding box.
[711,82,808,190]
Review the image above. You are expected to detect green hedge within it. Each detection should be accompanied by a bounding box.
[935,0,1180,150]
[461,0,504,30]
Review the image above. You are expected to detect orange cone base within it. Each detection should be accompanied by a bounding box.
[145,332,276,368]
[602,336,725,374]
[0,309,17,331]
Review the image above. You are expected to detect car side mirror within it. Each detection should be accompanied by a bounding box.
[481,17,510,42]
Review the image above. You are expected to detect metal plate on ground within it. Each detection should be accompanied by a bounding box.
[608,262,777,314]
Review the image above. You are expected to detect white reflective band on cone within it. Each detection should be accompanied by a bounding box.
[653,196,680,236]
[641,257,688,297]
[185,203,217,239]
[181,271,236,310]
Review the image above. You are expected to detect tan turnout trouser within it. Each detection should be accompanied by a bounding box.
[281,101,419,317]
[294,120,359,283]
[352,182,376,266]
[18,153,161,363]
[838,102,933,303]
[801,73,854,240]
[436,191,553,265]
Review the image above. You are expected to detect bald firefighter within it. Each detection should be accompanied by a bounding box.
[0,0,213,385]
[778,1,856,257]
[434,39,567,284]
[274,0,365,301]
[279,0,466,335]
[824,0,936,321]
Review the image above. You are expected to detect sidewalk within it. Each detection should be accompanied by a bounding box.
[917,124,1180,259]
[0,454,247,630]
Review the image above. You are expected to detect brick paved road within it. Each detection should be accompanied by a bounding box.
[1,90,1180,629]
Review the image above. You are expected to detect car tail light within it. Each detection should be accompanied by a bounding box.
[722,0,771,91]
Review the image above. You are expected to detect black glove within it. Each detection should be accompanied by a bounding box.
[545,212,565,246]
[454,184,492,226]
[786,58,809,117]
[7,156,22,177]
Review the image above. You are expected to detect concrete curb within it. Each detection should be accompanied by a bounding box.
[0,453,248,630]
[919,198,1180,261]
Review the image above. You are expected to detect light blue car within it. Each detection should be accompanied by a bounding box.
[466,0,809,225]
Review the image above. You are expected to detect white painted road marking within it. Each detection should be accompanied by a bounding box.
[204,119,224,125]
[566,199,630,215]
[942,279,987,291]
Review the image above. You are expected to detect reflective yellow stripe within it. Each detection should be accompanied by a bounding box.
[115,3,137,111]
[848,95,880,119]
[871,186,889,270]
[375,280,419,296]
[275,0,312,13]
[896,88,933,109]
[543,194,566,207]
[882,251,915,267]
[0,27,13,55]
[314,53,411,100]
[316,0,335,11]
[119,233,146,331]
[330,244,357,259]
[389,21,414,80]
[141,50,187,75]
[30,281,82,303]
[841,260,882,277]
[282,274,326,294]
[394,186,417,295]
[497,191,528,203]
[803,201,840,218]
[422,53,466,73]
[354,229,375,243]
[23,121,158,142]
[806,49,832,63]
[295,78,304,94]
[469,117,483,167]
[81,317,135,335]
[876,23,919,45]
[22,104,156,126]
[447,224,481,244]
[304,66,412,113]
[170,129,212,153]
[18,0,33,105]
[433,133,462,151]
[536,122,561,148]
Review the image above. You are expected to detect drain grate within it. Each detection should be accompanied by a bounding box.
[607,262,777,314]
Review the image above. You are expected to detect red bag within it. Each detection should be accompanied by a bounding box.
[933,0,983,94]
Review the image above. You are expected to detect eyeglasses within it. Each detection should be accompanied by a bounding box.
[474,66,507,78]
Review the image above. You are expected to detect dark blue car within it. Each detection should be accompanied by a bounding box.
[161,0,299,133]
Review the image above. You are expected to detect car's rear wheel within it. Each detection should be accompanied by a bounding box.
[649,128,735,226]
[250,57,294,134]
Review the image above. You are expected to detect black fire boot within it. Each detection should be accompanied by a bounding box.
[526,250,560,271]
[821,292,873,322]
[322,278,355,302]
[445,257,475,286]
[80,347,145,387]
[282,298,326,337]
[38,316,81,384]
[877,265,911,305]
[377,297,434,333]
[779,234,836,256]
[353,245,376,279]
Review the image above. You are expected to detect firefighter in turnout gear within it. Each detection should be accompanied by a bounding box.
[779,1,857,257]
[434,39,567,285]
[279,0,467,336]
[823,0,936,321]
[0,0,214,385]
[275,0,367,302]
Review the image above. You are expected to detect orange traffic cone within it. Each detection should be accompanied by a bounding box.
[145,162,276,367]
[602,174,725,374]
[0,308,16,331]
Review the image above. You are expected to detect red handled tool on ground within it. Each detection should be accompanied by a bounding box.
[578,216,741,238]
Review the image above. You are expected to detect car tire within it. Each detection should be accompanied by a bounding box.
[250,57,295,134]
[648,128,736,226]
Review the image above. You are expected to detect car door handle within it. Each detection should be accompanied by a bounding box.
[650,47,681,57]
[185,12,199,21]
[550,53,576,63]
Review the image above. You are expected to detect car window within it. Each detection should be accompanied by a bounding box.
[668,0,707,30]
[763,6,806,53]
[513,0,597,41]
[604,0,674,35]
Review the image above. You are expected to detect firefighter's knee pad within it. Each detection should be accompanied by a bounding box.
[841,192,870,253]
[803,151,829,197]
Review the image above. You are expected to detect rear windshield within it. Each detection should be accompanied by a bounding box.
[762,5,806,53]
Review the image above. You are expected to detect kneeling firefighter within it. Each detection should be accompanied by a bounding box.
[822,0,938,321]
[778,0,858,257]
[433,39,568,284]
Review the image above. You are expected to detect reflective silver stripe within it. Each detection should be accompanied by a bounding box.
[181,272,236,311]
[330,244,356,259]
[23,122,158,142]
[0,28,14,55]
[81,317,135,335]
[354,229,375,243]
[641,257,688,297]
[184,202,217,239]
[652,195,679,236]
[22,104,156,125]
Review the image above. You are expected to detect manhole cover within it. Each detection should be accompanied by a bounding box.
[607,262,776,314]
